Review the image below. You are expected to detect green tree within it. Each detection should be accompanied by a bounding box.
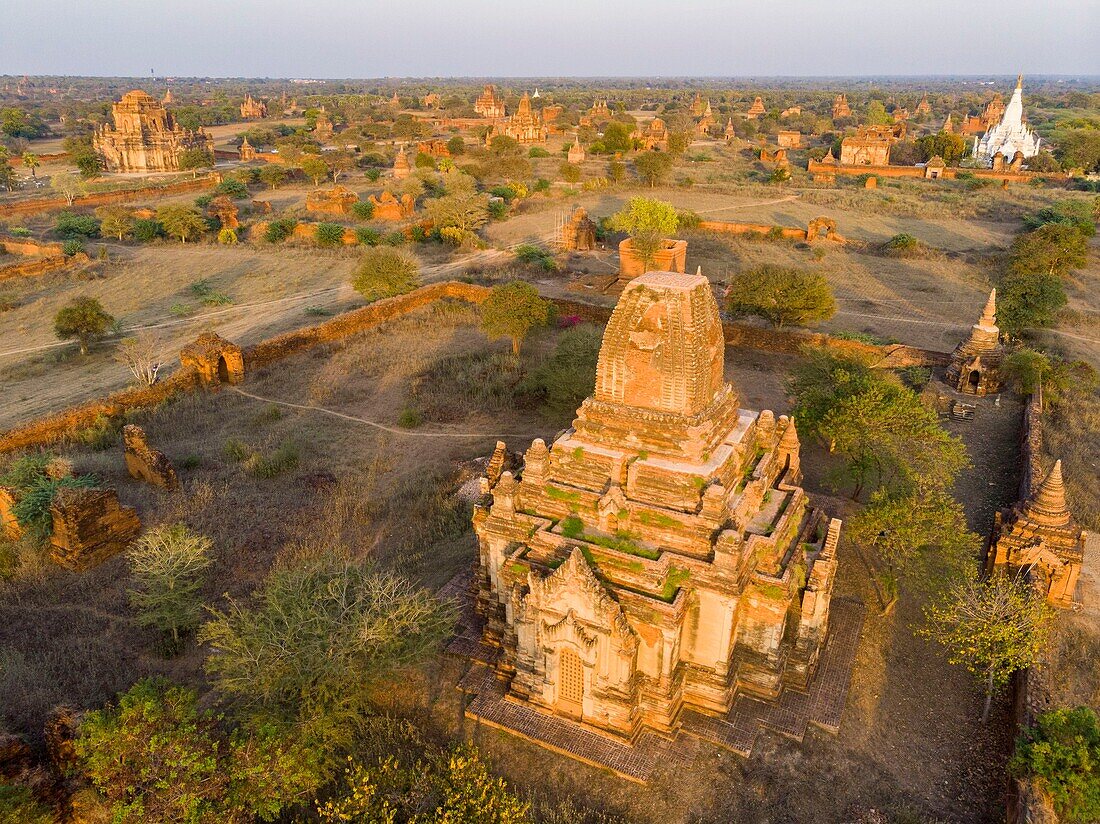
[1010,707,1100,823]
[300,155,328,186]
[424,191,490,232]
[633,150,674,187]
[1053,128,1100,174]
[559,161,581,183]
[315,222,346,247]
[54,296,114,355]
[1009,223,1089,278]
[601,121,633,154]
[200,554,452,760]
[177,148,213,178]
[446,135,466,156]
[725,265,836,328]
[997,271,1067,335]
[76,678,321,824]
[915,132,968,165]
[608,196,679,271]
[921,575,1053,722]
[479,281,553,357]
[74,150,104,179]
[51,171,85,206]
[96,205,135,241]
[127,524,213,648]
[521,324,602,422]
[21,151,39,179]
[866,100,891,126]
[318,745,529,824]
[351,246,420,302]
[258,165,287,190]
[156,204,207,243]
[607,159,626,182]
[1000,348,1052,395]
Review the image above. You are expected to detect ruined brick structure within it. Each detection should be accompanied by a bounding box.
[567,136,586,165]
[986,461,1086,608]
[94,90,214,173]
[179,332,243,387]
[638,118,669,152]
[50,487,141,571]
[839,125,901,166]
[558,206,596,252]
[240,94,267,119]
[475,85,506,119]
[946,290,1003,396]
[123,425,178,490]
[473,271,841,740]
[915,94,932,117]
[306,185,359,216]
[618,238,688,280]
[392,146,411,180]
[723,119,736,144]
[832,94,852,119]
[746,96,766,119]
[369,190,416,221]
[777,130,801,149]
[207,195,239,229]
[238,137,256,162]
[313,106,334,142]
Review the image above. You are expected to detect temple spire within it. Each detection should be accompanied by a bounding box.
[979,288,997,329]
[1025,460,1071,527]
[1016,73,1024,90]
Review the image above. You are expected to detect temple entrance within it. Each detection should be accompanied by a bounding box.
[557,647,584,718]
[217,355,230,384]
[968,369,981,389]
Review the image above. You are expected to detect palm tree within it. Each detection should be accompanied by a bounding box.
[22,152,39,179]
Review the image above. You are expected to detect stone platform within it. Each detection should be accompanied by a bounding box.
[442,569,865,781]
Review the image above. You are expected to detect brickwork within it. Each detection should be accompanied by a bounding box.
[50,487,141,571]
[122,424,178,490]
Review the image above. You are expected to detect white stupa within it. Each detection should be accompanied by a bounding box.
[973,75,1041,166]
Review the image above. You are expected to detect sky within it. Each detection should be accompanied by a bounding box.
[0,0,1097,78]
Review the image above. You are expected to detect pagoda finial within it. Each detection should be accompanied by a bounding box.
[695,265,703,277]
[980,288,997,328]
[1025,460,1071,526]
[1016,74,1023,90]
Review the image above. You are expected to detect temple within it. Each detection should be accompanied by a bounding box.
[495,93,546,143]
[946,289,1003,395]
[94,90,214,173]
[973,76,1041,166]
[472,271,841,740]
[832,94,852,119]
[475,84,506,119]
[240,94,267,119]
[986,460,1086,608]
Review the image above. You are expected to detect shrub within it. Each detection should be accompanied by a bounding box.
[264,218,297,243]
[351,200,375,220]
[127,524,213,648]
[383,230,407,246]
[132,218,164,242]
[214,178,250,199]
[885,233,924,257]
[521,325,602,421]
[528,146,551,158]
[726,265,837,329]
[0,455,96,536]
[608,197,679,269]
[351,246,420,302]
[559,162,582,183]
[54,211,100,239]
[998,271,1068,335]
[480,281,553,357]
[217,227,238,245]
[514,243,557,271]
[397,406,423,428]
[62,238,85,256]
[1011,706,1100,824]
[676,209,702,230]
[315,222,346,247]
[54,296,115,355]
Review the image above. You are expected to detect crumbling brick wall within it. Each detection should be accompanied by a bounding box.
[49,486,141,571]
[0,174,219,220]
[123,424,178,489]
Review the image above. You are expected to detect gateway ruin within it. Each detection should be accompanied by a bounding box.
[472,271,841,740]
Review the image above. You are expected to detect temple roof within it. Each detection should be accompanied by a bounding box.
[1024,460,1072,527]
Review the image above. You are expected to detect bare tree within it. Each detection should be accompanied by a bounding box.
[115,330,162,386]
[51,171,85,206]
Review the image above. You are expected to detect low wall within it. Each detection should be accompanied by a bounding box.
[0,252,88,283]
[0,236,65,257]
[807,159,1063,184]
[699,220,806,240]
[0,174,220,219]
[0,280,949,456]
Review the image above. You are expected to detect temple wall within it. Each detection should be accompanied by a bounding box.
[0,252,87,283]
[807,159,1065,183]
[0,174,219,219]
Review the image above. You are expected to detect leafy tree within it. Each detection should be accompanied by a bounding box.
[446,135,466,156]
[633,150,674,187]
[300,155,329,186]
[921,575,1053,722]
[127,524,213,648]
[326,150,356,183]
[1010,706,1100,823]
[133,218,165,242]
[156,204,207,243]
[1053,128,1100,174]
[608,196,679,271]
[0,784,54,823]
[351,246,420,302]
[997,271,1067,335]
[200,555,452,760]
[607,159,626,182]
[1027,151,1062,174]
[915,132,968,165]
[521,325,601,422]
[54,296,114,355]
[425,191,490,232]
[178,148,213,177]
[1001,348,1052,394]
[559,162,581,183]
[1023,200,1096,237]
[0,107,48,139]
[1009,223,1089,278]
[74,150,104,179]
[315,222,346,247]
[317,745,529,824]
[21,151,39,179]
[96,205,135,241]
[258,165,287,190]
[51,171,85,206]
[54,211,100,239]
[214,178,250,199]
[725,265,836,328]
[76,678,321,823]
[0,161,16,192]
[601,121,633,154]
[866,100,891,126]
[479,281,552,357]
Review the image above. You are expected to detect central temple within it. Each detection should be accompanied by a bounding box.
[473,271,841,739]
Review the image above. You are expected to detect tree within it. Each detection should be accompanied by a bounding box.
[258,165,287,190]
[351,246,420,302]
[51,171,85,206]
[521,325,602,422]
[1009,223,1089,278]
[21,151,39,179]
[446,135,466,156]
[1010,706,1100,824]
[200,555,452,760]
[866,100,891,126]
[607,159,625,182]
[0,161,16,192]
[127,524,213,648]
[633,150,674,187]
[479,281,552,357]
[559,161,582,183]
[725,265,836,328]
[326,150,355,183]
[115,330,162,386]
[921,575,1053,722]
[915,132,968,165]
[601,121,633,154]
[177,148,213,178]
[75,678,321,824]
[607,196,679,270]
[997,271,1067,335]
[96,205,135,241]
[54,296,114,355]
[424,191,490,233]
[300,155,328,186]
[1000,348,1052,394]
[156,204,207,243]
[74,150,104,179]
[317,745,529,824]
[1053,128,1100,174]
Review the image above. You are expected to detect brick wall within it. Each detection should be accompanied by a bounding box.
[0,174,219,219]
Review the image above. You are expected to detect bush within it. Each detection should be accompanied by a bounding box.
[351,246,420,302]
[351,200,375,220]
[885,233,924,257]
[1010,706,1100,823]
[998,271,1068,335]
[397,406,423,429]
[383,230,406,246]
[61,238,85,256]
[726,264,836,328]
[514,243,557,271]
[214,178,250,199]
[265,218,298,243]
[521,325,602,421]
[528,146,551,158]
[315,222,346,247]
[133,218,164,242]
[127,524,213,648]
[54,211,100,239]
[0,455,97,536]
[559,162,582,183]
[488,199,508,221]
[355,227,381,246]
[217,227,237,245]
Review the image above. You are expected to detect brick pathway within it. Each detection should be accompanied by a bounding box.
[441,569,866,781]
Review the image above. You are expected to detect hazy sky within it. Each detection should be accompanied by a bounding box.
[1,0,1097,78]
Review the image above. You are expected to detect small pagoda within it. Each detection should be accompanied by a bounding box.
[946,289,1004,395]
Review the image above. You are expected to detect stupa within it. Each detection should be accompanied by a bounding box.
[973,76,1041,166]
[946,289,1003,395]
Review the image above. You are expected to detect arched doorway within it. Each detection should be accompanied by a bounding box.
[968,369,981,389]
[217,355,230,384]
[557,647,584,718]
